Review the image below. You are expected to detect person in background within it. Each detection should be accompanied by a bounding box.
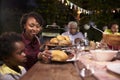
[51,22,60,28]
[109,23,119,34]
[108,23,120,50]
[103,26,108,31]
[100,23,120,50]
[0,32,27,80]
[63,23,69,32]
[62,21,84,45]
[20,12,51,70]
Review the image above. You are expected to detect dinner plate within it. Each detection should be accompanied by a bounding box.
[107,63,120,74]
[66,56,79,62]
[46,43,70,47]
[51,55,78,62]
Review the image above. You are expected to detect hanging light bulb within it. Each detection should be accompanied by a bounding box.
[70,3,73,9]
[65,3,68,6]
[66,0,70,5]
[112,10,116,13]
[64,0,68,6]
[77,10,81,14]
[62,0,64,4]
[74,5,77,10]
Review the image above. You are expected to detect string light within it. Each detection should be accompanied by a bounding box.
[58,0,120,14]
[112,10,116,13]
[59,0,90,14]
[65,3,68,6]
[70,3,73,9]
[62,0,64,4]
[77,10,82,14]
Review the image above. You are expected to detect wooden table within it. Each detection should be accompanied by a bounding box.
[78,53,120,80]
[20,61,96,80]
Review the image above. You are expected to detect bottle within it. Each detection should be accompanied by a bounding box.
[84,32,90,51]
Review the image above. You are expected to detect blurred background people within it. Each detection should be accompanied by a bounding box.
[103,26,108,31]
[109,23,119,34]
[100,23,120,50]
[108,23,120,50]
[62,21,84,45]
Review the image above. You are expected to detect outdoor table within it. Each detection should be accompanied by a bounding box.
[20,51,120,80]
[78,52,120,80]
[20,61,97,80]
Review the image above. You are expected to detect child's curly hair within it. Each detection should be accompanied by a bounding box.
[0,32,22,60]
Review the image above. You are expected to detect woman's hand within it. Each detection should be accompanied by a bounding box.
[38,50,52,63]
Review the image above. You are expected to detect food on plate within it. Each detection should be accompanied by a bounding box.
[50,35,71,46]
[51,50,69,61]
[58,40,71,46]
[63,36,70,41]
[50,38,59,44]
[56,35,65,41]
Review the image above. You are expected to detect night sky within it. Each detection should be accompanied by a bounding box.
[1,0,38,10]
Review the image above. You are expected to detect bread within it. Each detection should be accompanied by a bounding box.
[63,36,70,41]
[50,38,59,44]
[51,50,68,61]
[58,40,70,46]
[56,35,65,41]
[49,35,71,46]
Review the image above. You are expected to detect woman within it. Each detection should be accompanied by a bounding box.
[101,23,120,50]
[107,23,120,50]
[20,12,50,70]
[0,32,27,80]
[107,23,119,34]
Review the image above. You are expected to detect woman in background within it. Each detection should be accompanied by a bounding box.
[101,23,120,50]
[107,23,120,50]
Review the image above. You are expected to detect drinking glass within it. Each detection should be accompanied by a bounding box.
[80,64,95,79]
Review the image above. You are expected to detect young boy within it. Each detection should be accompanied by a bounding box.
[0,32,27,80]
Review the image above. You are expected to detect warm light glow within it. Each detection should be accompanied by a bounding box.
[77,10,81,14]
[112,10,116,13]
[58,0,90,14]
[65,3,68,6]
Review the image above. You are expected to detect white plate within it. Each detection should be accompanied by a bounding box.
[107,63,120,74]
[66,56,79,62]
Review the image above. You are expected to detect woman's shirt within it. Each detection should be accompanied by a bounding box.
[0,64,26,80]
[22,32,40,70]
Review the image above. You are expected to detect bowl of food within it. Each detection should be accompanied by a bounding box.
[103,31,120,46]
[90,49,118,61]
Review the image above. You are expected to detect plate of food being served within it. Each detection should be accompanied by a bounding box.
[50,50,78,62]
